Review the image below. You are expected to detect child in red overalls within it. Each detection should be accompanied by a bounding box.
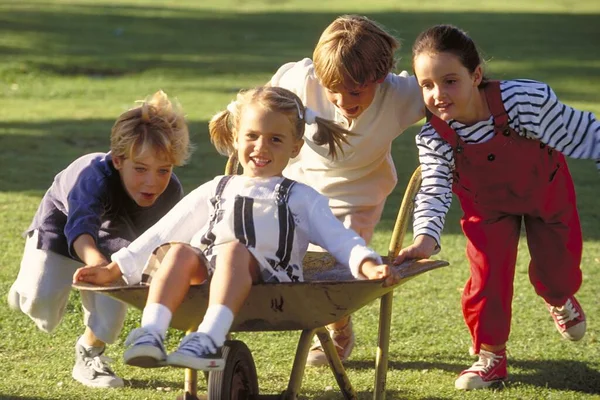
[395,24,599,390]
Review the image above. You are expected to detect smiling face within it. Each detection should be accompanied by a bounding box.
[413,51,485,124]
[324,77,381,120]
[235,104,304,178]
[112,149,173,207]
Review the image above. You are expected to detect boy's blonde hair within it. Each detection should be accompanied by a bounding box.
[210,86,353,160]
[111,90,191,166]
[313,15,400,88]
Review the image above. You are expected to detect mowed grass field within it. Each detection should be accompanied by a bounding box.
[0,1,599,399]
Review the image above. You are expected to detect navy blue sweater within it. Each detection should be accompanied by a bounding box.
[26,152,183,262]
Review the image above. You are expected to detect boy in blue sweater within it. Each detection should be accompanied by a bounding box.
[8,90,191,388]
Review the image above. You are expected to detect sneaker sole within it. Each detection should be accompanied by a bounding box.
[167,353,225,371]
[124,346,166,368]
[455,376,506,390]
[72,368,125,388]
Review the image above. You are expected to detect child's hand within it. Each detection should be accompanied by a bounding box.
[359,259,400,287]
[73,261,122,285]
[393,235,438,265]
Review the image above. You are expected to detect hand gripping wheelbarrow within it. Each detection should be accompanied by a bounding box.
[73,157,448,400]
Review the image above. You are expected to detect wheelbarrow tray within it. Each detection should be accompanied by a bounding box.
[72,254,447,333]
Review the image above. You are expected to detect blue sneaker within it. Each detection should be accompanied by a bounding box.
[167,332,224,371]
[123,328,167,368]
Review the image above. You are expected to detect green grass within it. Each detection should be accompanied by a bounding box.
[1,0,599,399]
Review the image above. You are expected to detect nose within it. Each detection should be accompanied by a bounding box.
[432,85,443,101]
[336,93,351,108]
[254,136,266,150]
[144,172,157,187]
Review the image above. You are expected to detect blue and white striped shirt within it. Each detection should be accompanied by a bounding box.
[414,79,600,245]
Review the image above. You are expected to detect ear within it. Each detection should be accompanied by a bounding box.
[291,138,304,158]
[112,155,124,170]
[472,65,483,87]
[375,76,386,84]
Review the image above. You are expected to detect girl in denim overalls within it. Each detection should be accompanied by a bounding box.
[395,25,599,390]
[74,86,400,372]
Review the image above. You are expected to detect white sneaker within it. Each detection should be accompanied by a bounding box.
[123,327,167,368]
[167,332,224,371]
[72,342,124,388]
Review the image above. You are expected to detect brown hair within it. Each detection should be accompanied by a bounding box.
[209,86,353,160]
[313,15,399,88]
[412,24,488,87]
[110,90,191,166]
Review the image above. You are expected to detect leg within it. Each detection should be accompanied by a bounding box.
[455,212,520,390]
[8,231,80,333]
[306,203,382,367]
[167,241,260,371]
[525,166,584,340]
[124,243,208,368]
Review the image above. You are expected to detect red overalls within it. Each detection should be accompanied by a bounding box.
[430,81,583,353]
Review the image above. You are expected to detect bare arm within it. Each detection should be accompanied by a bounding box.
[72,233,108,266]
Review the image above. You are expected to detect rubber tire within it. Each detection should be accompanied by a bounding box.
[207,340,259,400]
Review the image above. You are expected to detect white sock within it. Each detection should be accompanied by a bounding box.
[141,303,172,339]
[197,304,234,347]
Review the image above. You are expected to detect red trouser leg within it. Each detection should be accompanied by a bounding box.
[461,212,521,354]
[525,166,583,306]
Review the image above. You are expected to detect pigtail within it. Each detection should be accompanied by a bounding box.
[311,117,355,160]
[209,109,236,156]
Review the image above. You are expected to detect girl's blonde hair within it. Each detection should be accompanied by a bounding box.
[313,15,400,88]
[209,86,353,160]
[111,90,191,166]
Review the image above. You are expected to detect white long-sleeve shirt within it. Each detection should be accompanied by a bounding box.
[414,79,600,245]
[112,175,382,285]
[270,58,425,210]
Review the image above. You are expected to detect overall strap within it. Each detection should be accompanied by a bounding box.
[201,175,235,248]
[430,115,465,153]
[275,178,296,271]
[484,81,510,131]
[233,196,256,248]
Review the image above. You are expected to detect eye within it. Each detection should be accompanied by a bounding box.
[246,132,258,140]
[272,136,283,143]
[158,168,171,175]
[135,167,147,173]
[421,83,433,90]
[349,91,361,96]
[446,79,457,85]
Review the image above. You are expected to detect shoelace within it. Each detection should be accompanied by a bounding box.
[179,333,217,356]
[550,299,579,325]
[84,354,115,375]
[125,328,162,347]
[467,351,502,374]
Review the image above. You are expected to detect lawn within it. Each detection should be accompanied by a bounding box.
[0,0,599,399]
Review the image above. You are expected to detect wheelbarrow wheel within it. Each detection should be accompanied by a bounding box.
[207,340,259,400]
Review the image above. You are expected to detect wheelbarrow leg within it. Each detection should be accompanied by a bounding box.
[282,328,315,399]
[316,327,357,400]
[373,292,393,400]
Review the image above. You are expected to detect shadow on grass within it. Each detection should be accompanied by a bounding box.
[1,3,599,100]
[345,357,600,395]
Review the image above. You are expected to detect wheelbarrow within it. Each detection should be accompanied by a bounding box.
[73,158,448,400]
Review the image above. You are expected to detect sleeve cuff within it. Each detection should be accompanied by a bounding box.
[111,248,143,285]
[349,247,383,280]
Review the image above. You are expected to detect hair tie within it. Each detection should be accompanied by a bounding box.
[226,101,237,115]
[304,108,318,125]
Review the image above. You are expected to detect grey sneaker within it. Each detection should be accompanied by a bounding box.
[123,327,167,368]
[167,332,224,371]
[72,342,124,388]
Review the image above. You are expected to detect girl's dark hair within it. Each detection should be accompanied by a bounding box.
[412,24,488,87]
